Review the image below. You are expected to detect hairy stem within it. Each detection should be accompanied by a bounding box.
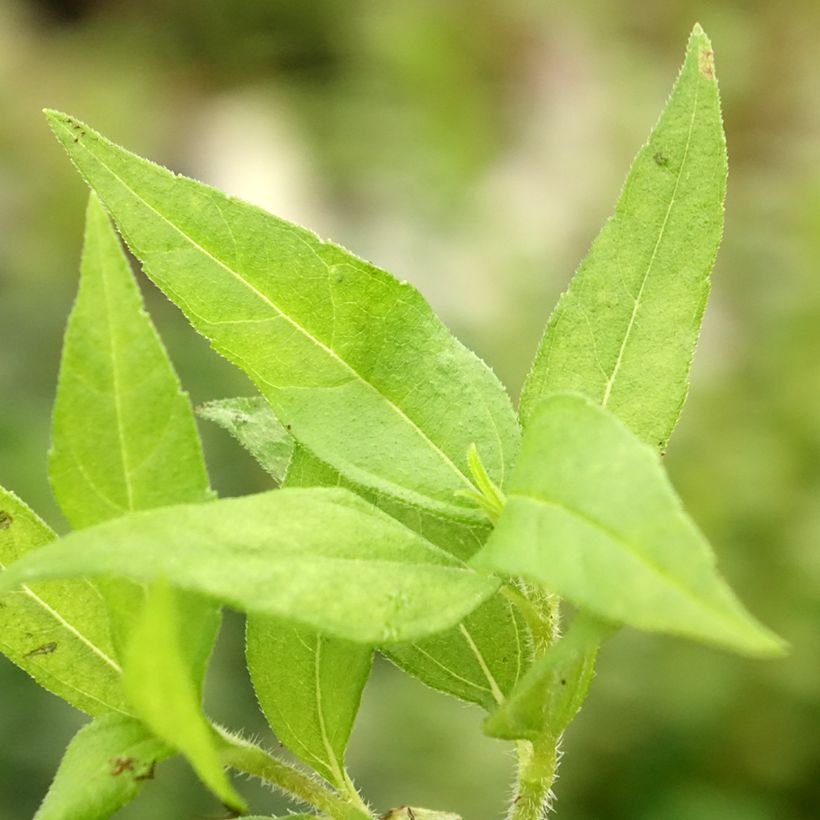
[215,727,372,819]
[508,736,559,820]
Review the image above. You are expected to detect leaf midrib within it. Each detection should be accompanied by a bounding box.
[601,64,702,409]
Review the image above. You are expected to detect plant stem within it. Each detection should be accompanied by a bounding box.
[215,727,372,819]
[508,736,559,820]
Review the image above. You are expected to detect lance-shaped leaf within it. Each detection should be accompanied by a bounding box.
[473,393,785,657]
[483,613,615,742]
[0,488,497,644]
[123,578,245,811]
[49,193,219,684]
[35,714,172,820]
[197,397,294,483]
[247,616,372,794]
[45,109,520,527]
[0,487,127,715]
[519,25,727,450]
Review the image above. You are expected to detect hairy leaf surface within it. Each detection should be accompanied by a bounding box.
[49,193,219,682]
[520,26,727,450]
[35,714,172,820]
[247,616,372,789]
[0,486,126,715]
[46,109,520,527]
[123,579,244,811]
[473,393,784,656]
[0,488,497,643]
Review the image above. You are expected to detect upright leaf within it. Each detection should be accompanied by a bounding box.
[123,578,245,812]
[247,616,372,794]
[473,393,784,656]
[50,193,213,527]
[519,25,727,450]
[35,714,172,820]
[45,109,520,527]
[0,486,127,715]
[197,397,294,483]
[49,194,219,683]
[0,488,498,644]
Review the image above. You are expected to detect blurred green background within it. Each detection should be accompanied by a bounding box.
[1,1,818,817]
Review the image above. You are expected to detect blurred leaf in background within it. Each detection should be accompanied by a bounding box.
[1,0,819,818]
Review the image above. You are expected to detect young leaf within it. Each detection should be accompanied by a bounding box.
[35,714,172,820]
[246,616,372,794]
[123,578,245,812]
[0,486,127,715]
[283,444,528,709]
[483,613,615,742]
[48,193,219,683]
[198,397,294,484]
[519,25,727,450]
[472,393,785,657]
[45,109,520,526]
[0,488,498,644]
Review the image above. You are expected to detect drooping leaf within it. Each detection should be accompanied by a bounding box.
[519,25,727,451]
[473,393,785,656]
[123,578,245,811]
[35,714,172,820]
[0,486,127,715]
[283,444,528,709]
[48,193,220,684]
[197,397,294,484]
[483,612,615,742]
[45,109,520,528]
[247,616,372,792]
[0,488,497,644]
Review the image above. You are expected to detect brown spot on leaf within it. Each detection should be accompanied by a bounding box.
[110,756,135,776]
[699,48,715,79]
[0,511,12,530]
[654,151,669,167]
[134,760,156,781]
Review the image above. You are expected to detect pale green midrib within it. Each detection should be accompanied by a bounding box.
[600,67,702,410]
[96,222,136,514]
[0,556,123,675]
[399,643,492,696]
[62,123,485,501]
[459,624,505,705]
[509,490,756,640]
[313,636,347,789]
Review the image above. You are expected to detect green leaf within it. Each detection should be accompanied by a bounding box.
[198,397,294,484]
[483,613,615,742]
[0,488,497,643]
[472,393,785,657]
[283,444,528,710]
[0,486,127,715]
[123,578,245,811]
[35,714,172,820]
[519,25,727,450]
[49,193,213,528]
[246,616,372,793]
[48,193,220,685]
[45,109,520,526]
